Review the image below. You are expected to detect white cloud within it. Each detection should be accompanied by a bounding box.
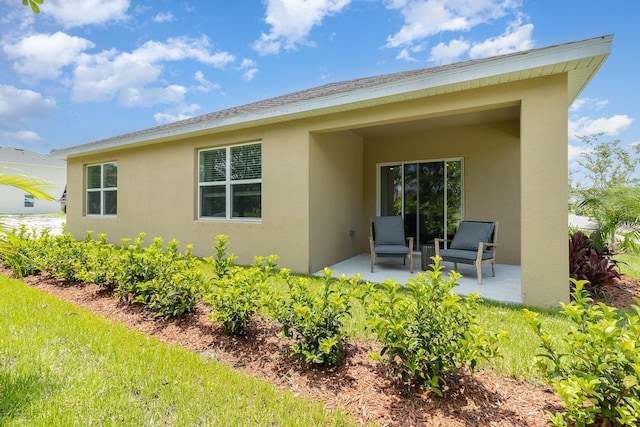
[385,0,518,48]
[43,0,130,28]
[0,86,54,151]
[119,85,187,107]
[2,32,95,80]
[468,16,533,58]
[252,0,352,55]
[396,48,417,62]
[153,12,175,23]
[569,114,633,140]
[4,130,46,143]
[0,130,49,151]
[568,144,588,162]
[194,71,220,92]
[429,38,470,64]
[238,59,258,81]
[71,36,235,105]
[570,97,609,113]
[153,103,201,124]
[0,85,56,121]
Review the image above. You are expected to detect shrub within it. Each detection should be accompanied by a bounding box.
[569,231,619,294]
[43,232,88,281]
[208,234,238,279]
[116,233,164,300]
[116,235,205,317]
[525,279,640,427]
[362,258,503,395]
[132,268,205,318]
[0,225,42,277]
[271,268,356,366]
[75,232,122,289]
[205,254,278,335]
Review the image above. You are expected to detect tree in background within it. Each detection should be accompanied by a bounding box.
[22,0,43,13]
[571,134,640,253]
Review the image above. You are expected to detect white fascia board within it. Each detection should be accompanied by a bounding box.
[53,35,612,159]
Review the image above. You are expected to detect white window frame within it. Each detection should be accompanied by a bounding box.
[198,142,262,221]
[86,161,118,217]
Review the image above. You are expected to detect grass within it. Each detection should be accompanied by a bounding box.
[0,275,355,427]
[615,252,640,277]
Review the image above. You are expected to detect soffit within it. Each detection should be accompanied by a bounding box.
[351,105,521,139]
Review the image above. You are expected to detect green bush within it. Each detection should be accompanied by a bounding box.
[271,268,356,366]
[116,233,164,300]
[0,225,43,277]
[362,258,503,395]
[116,234,205,317]
[525,279,640,427]
[205,253,278,335]
[208,234,238,279]
[133,268,205,318]
[75,232,122,289]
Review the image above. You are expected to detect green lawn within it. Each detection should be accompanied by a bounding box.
[0,276,354,427]
[616,253,640,278]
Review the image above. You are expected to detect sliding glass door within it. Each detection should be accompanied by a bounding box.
[378,159,463,249]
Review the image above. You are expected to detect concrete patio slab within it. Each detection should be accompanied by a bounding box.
[317,253,522,304]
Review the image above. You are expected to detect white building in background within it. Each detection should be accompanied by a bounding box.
[0,147,66,214]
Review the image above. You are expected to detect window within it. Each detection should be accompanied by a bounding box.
[86,162,117,216]
[199,142,261,219]
[24,194,34,208]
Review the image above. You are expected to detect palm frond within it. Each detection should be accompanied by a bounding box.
[0,171,56,201]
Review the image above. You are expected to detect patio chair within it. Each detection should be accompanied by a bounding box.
[434,221,497,285]
[370,216,414,273]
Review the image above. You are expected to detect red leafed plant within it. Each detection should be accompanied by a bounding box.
[569,231,620,294]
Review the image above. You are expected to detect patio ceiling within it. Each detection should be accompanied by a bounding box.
[350,105,521,138]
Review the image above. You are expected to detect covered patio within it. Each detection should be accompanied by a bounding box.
[319,253,522,304]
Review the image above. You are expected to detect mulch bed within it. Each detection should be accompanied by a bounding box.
[4,266,639,426]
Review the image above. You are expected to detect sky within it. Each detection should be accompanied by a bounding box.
[1,0,639,174]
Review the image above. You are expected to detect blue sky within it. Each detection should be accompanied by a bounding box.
[1,0,639,171]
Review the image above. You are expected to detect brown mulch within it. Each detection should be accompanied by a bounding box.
[4,268,639,426]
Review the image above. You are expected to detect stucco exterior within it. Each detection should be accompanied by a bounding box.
[54,36,612,307]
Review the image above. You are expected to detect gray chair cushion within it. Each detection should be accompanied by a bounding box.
[374,216,406,245]
[439,248,493,262]
[449,221,494,251]
[374,244,410,255]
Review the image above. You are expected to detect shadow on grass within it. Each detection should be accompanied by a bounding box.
[0,369,57,423]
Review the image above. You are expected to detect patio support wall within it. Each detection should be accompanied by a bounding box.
[520,73,570,307]
[308,131,364,272]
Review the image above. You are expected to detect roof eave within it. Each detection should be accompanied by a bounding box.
[52,35,612,159]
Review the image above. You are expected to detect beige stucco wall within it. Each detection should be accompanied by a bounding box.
[309,131,364,272]
[65,125,313,271]
[520,74,569,306]
[64,73,570,307]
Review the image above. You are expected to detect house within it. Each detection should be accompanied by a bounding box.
[0,147,66,214]
[52,35,613,307]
